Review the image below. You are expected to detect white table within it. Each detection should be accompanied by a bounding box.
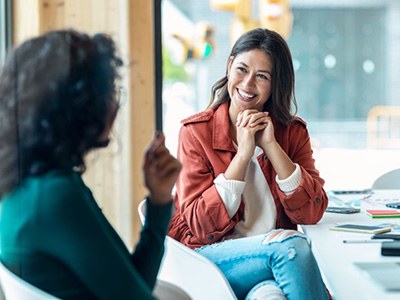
[302,190,400,300]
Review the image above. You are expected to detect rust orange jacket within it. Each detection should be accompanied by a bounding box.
[168,102,328,249]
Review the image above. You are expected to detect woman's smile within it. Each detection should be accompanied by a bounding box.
[237,88,256,101]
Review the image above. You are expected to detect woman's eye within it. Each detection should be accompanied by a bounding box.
[237,67,247,73]
[257,74,271,81]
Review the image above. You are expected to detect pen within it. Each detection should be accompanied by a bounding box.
[343,239,394,244]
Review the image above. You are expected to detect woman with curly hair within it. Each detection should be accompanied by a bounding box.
[0,30,182,299]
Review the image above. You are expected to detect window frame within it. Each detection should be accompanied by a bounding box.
[0,0,12,64]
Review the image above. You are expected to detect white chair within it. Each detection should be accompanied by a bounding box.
[154,279,192,300]
[372,168,400,189]
[0,261,59,300]
[138,200,237,300]
[0,257,189,300]
[0,275,5,300]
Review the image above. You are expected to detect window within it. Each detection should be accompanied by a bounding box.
[0,0,12,65]
[161,0,400,190]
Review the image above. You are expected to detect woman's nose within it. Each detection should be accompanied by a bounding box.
[243,73,255,87]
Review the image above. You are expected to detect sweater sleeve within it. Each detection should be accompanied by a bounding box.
[275,163,302,195]
[36,175,169,300]
[131,198,172,288]
[214,174,245,218]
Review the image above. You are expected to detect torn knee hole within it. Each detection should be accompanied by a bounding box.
[262,230,304,244]
[287,247,297,259]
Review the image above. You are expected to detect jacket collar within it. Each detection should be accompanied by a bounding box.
[212,102,236,152]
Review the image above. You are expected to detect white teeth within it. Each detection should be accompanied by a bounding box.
[238,89,255,99]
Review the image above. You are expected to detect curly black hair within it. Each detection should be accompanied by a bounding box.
[0,29,123,197]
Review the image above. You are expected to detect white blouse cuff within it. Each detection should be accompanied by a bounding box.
[214,173,245,218]
[275,163,302,195]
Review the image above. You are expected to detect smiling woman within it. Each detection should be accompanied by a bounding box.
[168,28,330,300]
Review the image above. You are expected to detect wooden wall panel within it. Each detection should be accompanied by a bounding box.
[127,0,156,245]
[13,0,40,45]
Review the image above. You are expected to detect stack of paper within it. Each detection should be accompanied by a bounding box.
[366,209,400,218]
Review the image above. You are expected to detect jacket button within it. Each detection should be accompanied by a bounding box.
[316,197,321,203]
[208,235,214,241]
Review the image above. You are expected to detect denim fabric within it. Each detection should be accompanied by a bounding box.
[195,230,328,300]
[245,279,286,300]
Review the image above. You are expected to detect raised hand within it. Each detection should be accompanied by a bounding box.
[142,131,182,205]
[235,109,268,160]
[225,110,268,181]
[254,111,276,150]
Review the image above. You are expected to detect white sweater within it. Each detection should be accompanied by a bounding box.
[214,146,302,238]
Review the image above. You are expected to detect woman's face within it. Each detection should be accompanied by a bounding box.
[97,90,120,147]
[227,48,272,117]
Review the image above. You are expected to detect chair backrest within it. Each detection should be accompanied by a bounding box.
[138,199,237,300]
[0,261,59,300]
[0,274,5,300]
[153,279,191,300]
[372,168,400,189]
[367,105,400,149]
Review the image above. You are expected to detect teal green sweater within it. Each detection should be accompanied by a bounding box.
[0,170,172,299]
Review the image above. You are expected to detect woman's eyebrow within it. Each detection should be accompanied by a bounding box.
[237,61,271,75]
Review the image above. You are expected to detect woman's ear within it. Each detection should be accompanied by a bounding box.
[227,56,234,77]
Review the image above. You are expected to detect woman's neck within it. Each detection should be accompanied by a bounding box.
[228,106,238,144]
[229,122,237,145]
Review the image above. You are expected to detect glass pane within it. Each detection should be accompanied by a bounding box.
[161,0,400,190]
[0,0,6,64]
[0,0,11,65]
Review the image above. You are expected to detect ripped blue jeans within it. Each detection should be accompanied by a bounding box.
[195,230,329,300]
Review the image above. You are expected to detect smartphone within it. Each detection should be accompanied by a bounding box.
[326,207,360,214]
[381,241,400,256]
[386,202,400,209]
[372,232,400,240]
[331,189,372,195]
[329,224,392,234]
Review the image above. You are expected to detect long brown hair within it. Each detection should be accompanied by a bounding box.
[208,28,297,125]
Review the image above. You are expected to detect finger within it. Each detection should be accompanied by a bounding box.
[143,131,166,171]
[150,156,180,178]
[157,160,182,178]
[151,152,174,171]
[239,110,261,127]
[238,113,253,127]
[248,113,266,127]
[146,134,168,163]
[236,111,243,126]
[252,123,267,132]
[252,112,272,127]
[242,109,258,115]
[160,159,181,174]
[143,146,153,170]
[149,131,165,153]
[151,145,170,163]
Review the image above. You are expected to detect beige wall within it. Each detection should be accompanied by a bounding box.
[12,0,156,246]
